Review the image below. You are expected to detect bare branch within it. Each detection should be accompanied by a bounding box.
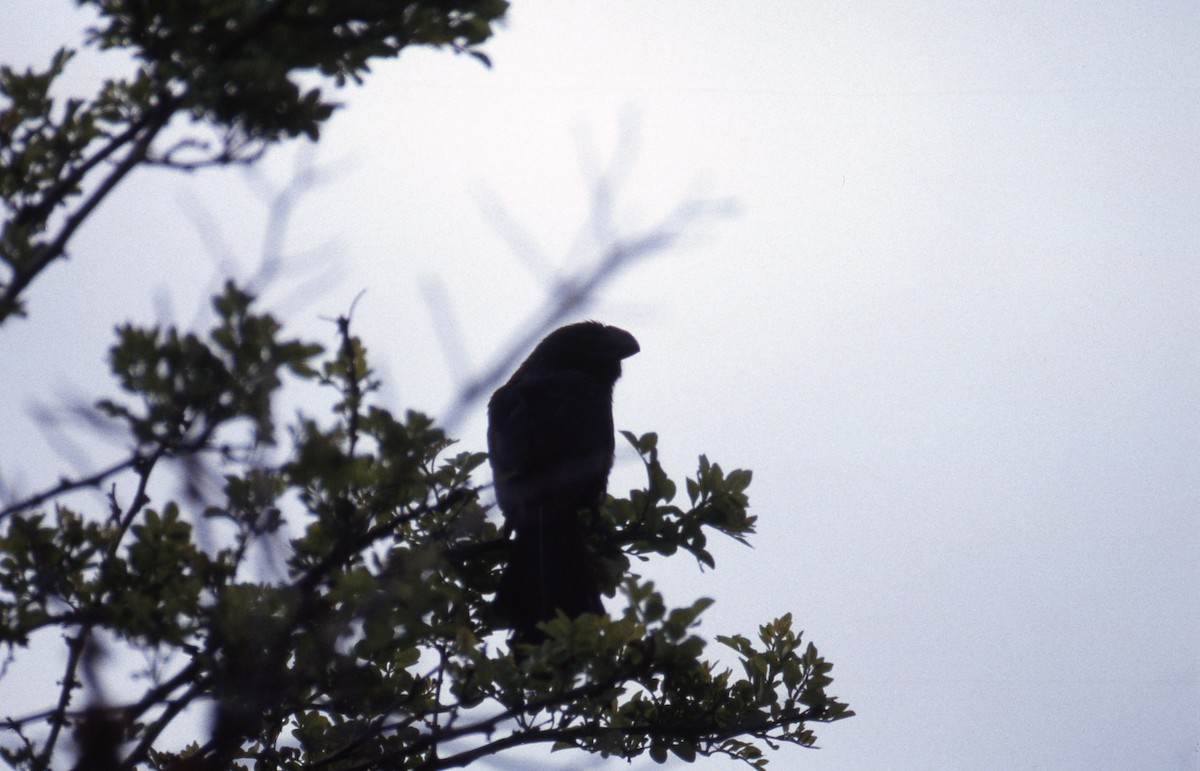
[444,194,736,432]
[421,276,471,382]
[0,454,140,521]
[33,629,90,770]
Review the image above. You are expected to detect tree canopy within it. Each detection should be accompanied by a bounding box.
[0,2,852,768]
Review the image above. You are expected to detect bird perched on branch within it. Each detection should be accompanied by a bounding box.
[488,321,639,638]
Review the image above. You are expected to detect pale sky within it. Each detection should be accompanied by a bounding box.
[1,2,1198,769]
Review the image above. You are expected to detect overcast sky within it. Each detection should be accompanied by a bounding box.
[2,2,1198,769]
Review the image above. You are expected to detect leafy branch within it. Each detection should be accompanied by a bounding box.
[0,1,509,324]
[0,284,849,769]
[0,3,853,768]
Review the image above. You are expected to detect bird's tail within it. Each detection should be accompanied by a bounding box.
[493,509,603,637]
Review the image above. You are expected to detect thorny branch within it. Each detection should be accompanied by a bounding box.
[25,443,162,768]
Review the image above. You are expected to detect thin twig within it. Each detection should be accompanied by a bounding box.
[337,675,624,771]
[0,455,140,520]
[120,680,209,769]
[32,629,90,771]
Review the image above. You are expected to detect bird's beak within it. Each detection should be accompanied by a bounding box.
[609,327,640,360]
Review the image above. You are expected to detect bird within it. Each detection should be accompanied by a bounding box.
[487,321,639,638]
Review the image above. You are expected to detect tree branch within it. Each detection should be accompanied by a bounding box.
[335,675,625,771]
[120,679,209,769]
[0,99,175,323]
[32,629,90,771]
[0,454,140,521]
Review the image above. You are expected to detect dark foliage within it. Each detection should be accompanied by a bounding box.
[0,2,852,767]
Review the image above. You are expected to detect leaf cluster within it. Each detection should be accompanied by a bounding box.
[0,286,850,769]
[0,0,508,322]
[84,0,507,140]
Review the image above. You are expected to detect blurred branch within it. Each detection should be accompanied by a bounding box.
[421,276,471,383]
[470,187,555,281]
[444,193,735,432]
[244,146,330,297]
[187,145,344,330]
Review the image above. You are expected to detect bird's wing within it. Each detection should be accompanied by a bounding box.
[487,369,615,529]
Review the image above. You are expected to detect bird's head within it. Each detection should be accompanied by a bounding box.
[521,321,639,383]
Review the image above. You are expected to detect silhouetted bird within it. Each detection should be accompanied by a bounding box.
[488,322,639,638]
